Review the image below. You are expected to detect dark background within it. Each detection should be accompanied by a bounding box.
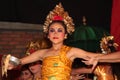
[0,0,112,30]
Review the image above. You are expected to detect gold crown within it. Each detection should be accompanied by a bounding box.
[43,3,75,34]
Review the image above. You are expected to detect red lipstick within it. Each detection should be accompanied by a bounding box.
[53,37,58,39]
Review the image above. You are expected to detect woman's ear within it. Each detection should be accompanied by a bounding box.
[64,34,68,39]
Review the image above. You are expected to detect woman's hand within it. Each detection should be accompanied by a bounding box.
[71,74,85,80]
[1,54,18,77]
[82,56,98,70]
[7,63,16,70]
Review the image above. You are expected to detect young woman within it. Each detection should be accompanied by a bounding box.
[7,3,101,80]
[8,20,99,80]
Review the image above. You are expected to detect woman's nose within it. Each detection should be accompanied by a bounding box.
[54,31,57,34]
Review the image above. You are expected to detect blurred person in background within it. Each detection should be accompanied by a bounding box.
[18,64,33,80]
[25,38,51,80]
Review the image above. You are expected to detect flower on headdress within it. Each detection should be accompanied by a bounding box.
[53,15,63,21]
[29,48,36,54]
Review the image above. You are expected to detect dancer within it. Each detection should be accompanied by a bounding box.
[6,3,101,80]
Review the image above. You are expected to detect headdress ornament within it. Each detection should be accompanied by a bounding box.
[43,3,75,34]
[26,40,41,55]
[25,39,51,55]
[100,35,119,54]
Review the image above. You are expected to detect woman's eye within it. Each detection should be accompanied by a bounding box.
[58,29,62,32]
[49,29,54,32]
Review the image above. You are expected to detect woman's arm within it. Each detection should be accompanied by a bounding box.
[71,48,100,60]
[82,51,120,67]
[72,68,93,74]
[7,50,44,70]
[72,47,120,63]
[20,50,44,65]
[71,48,101,70]
[97,51,120,63]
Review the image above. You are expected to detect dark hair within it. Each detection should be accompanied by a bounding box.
[29,60,42,67]
[20,64,33,75]
[47,20,67,34]
[72,58,87,69]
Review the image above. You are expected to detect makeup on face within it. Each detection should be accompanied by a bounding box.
[49,27,65,40]
[49,27,65,33]
[49,22,65,33]
[21,70,31,76]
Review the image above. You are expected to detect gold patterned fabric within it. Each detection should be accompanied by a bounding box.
[94,64,115,80]
[41,45,72,80]
[35,77,41,80]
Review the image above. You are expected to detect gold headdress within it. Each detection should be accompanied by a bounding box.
[43,3,75,34]
[100,35,119,54]
[26,39,51,55]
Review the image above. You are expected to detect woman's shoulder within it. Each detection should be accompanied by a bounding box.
[37,48,49,52]
[69,47,86,55]
[33,49,50,56]
[69,46,82,51]
[66,45,80,49]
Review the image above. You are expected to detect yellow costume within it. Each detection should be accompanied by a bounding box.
[41,45,72,80]
[35,77,41,80]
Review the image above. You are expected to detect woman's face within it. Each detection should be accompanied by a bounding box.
[29,62,42,74]
[21,70,32,80]
[48,23,66,44]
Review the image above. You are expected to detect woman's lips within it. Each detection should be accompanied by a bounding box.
[53,37,59,39]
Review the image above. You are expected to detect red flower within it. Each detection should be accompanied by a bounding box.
[29,48,36,54]
[53,15,63,21]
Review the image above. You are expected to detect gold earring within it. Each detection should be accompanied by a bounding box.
[64,35,67,39]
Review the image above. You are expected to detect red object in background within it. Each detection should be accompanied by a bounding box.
[111,0,120,50]
[29,48,36,54]
[0,54,3,67]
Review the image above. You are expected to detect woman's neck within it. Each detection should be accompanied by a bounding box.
[34,72,41,79]
[52,43,64,51]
